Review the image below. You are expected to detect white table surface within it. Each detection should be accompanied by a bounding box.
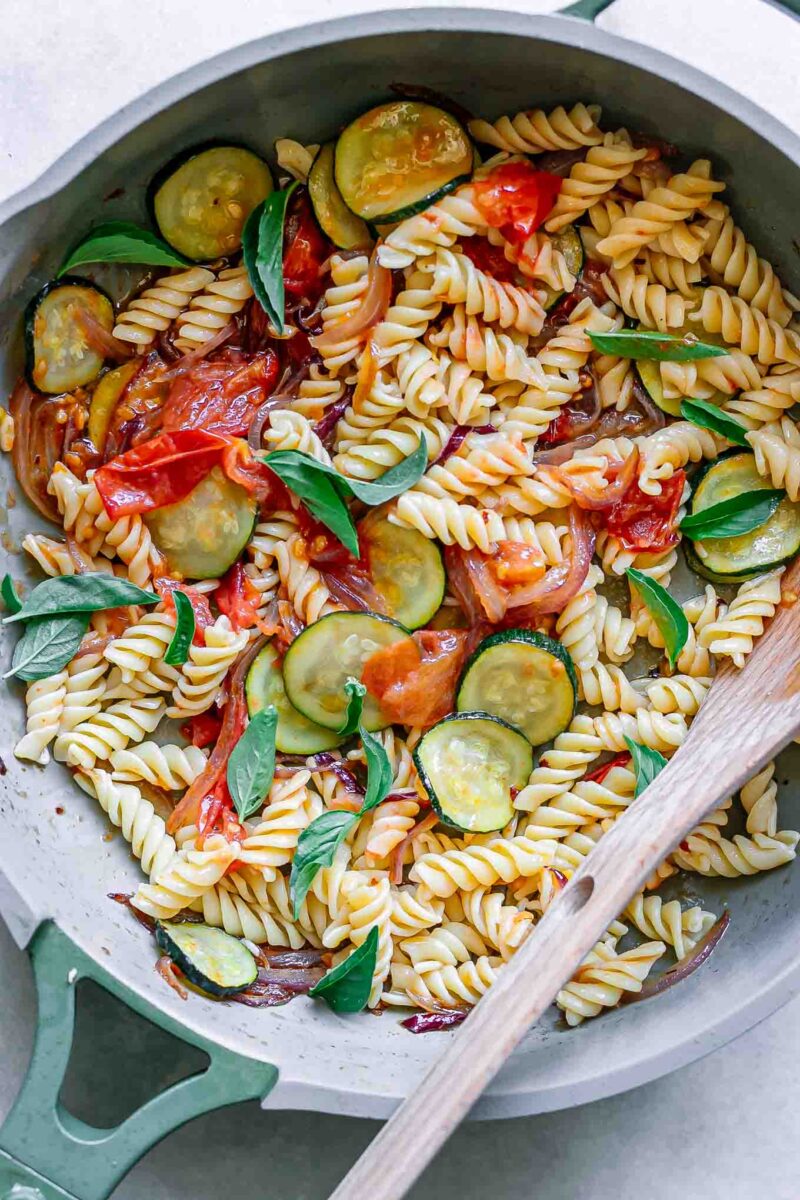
[2,1,800,1197]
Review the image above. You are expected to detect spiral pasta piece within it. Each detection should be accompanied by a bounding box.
[747,416,800,499]
[593,709,688,754]
[645,674,710,717]
[698,568,784,669]
[544,134,648,233]
[417,248,546,336]
[275,138,319,182]
[458,889,532,959]
[378,185,488,269]
[594,595,636,664]
[336,874,393,1007]
[393,343,447,417]
[400,921,489,972]
[555,564,603,671]
[58,651,108,733]
[389,494,506,552]
[726,364,800,428]
[637,248,703,297]
[291,364,346,420]
[659,348,764,402]
[371,272,443,361]
[103,610,176,684]
[412,432,533,502]
[334,370,405,448]
[690,287,800,367]
[14,670,68,765]
[602,265,691,332]
[596,159,725,268]
[525,763,636,839]
[246,510,299,571]
[273,532,341,625]
[579,663,643,713]
[317,254,371,374]
[671,830,798,877]
[740,761,779,838]
[497,516,570,566]
[113,267,216,347]
[433,352,496,425]
[238,773,323,880]
[556,939,666,1025]
[109,742,208,790]
[335,413,450,481]
[22,533,118,580]
[264,409,333,464]
[702,209,797,326]
[428,307,543,385]
[194,882,310,948]
[166,616,248,718]
[410,834,558,897]
[173,265,253,352]
[363,798,420,862]
[468,102,603,155]
[54,695,165,769]
[637,420,724,496]
[514,716,604,813]
[623,894,716,961]
[390,887,445,938]
[75,767,177,880]
[131,834,239,920]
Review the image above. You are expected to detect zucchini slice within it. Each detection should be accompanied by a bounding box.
[144,465,257,580]
[150,144,273,261]
[246,642,344,754]
[360,514,446,630]
[308,143,372,251]
[334,101,474,223]
[88,360,140,453]
[414,712,532,833]
[24,278,114,394]
[634,315,727,417]
[685,451,800,582]
[282,611,409,731]
[155,921,257,997]
[457,630,577,745]
[542,225,585,311]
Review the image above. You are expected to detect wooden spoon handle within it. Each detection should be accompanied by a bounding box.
[329,592,800,1200]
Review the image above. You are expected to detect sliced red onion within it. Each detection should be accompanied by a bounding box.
[553,446,640,512]
[160,322,236,380]
[108,891,156,933]
[389,81,474,125]
[536,148,589,176]
[401,1009,469,1034]
[230,982,296,1008]
[506,506,595,614]
[533,434,601,466]
[261,946,326,968]
[314,389,353,449]
[622,911,731,1004]
[311,253,391,350]
[390,810,439,884]
[433,423,495,467]
[155,955,188,1000]
[74,307,132,362]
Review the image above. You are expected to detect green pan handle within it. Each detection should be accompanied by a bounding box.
[0,922,277,1200]
[562,0,800,18]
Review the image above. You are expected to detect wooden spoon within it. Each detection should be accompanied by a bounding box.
[330,562,800,1200]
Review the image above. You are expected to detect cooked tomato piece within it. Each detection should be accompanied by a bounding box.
[473,161,562,246]
[605,470,685,553]
[283,189,329,301]
[155,578,214,643]
[181,711,222,749]
[461,236,517,284]
[216,561,262,631]
[584,752,632,785]
[491,541,546,587]
[361,629,470,727]
[160,349,279,437]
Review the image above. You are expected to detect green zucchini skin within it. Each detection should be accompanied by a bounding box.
[308,143,373,251]
[457,629,577,746]
[360,515,446,630]
[246,641,344,754]
[148,141,273,261]
[24,277,115,394]
[542,225,585,311]
[686,450,800,581]
[413,711,533,833]
[282,611,410,732]
[155,921,257,997]
[334,101,474,224]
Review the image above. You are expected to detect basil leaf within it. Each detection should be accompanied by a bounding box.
[680,489,783,541]
[164,590,195,666]
[262,450,360,556]
[680,399,749,446]
[309,925,379,1013]
[623,736,667,799]
[227,707,279,822]
[344,436,428,504]
[589,330,727,362]
[4,573,159,624]
[4,614,89,682]
[242,182,299,335]
[58,221,189,275]
[626,568,688,670]
[290,809,359,919]
[361,725,394,813]
[339,678,366,736]
[1,574,22,615]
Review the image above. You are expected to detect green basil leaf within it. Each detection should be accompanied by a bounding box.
[290,809,359,919]
[164,590,195,667]
[262,450,360,556]
[680,399,749,446]
[4,614,90,682]
[680,489,784,541]
[242,182,299,335]
[58,221,189,275]
[4,573,159,624]
[227,706,279,822]
[626,568,689,670]
[344,436,428,504]
[309,925,379,1013]
[339,678,366,736]
[623,736,668,799]
[361,725,394,813]
[589,330,727,362]
[1,574,22,615]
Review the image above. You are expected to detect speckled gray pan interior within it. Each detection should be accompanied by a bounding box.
[1,7,799,1120]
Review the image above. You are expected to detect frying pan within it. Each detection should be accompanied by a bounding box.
[1,3,799,1197]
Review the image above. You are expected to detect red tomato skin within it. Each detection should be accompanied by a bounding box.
[473,162,562,246]
[283,190,329,301]
[181,711,222,749]
[605,471,686,553]
[161,350,279,437]
[216,561,262,631]
[461,237,517,284]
